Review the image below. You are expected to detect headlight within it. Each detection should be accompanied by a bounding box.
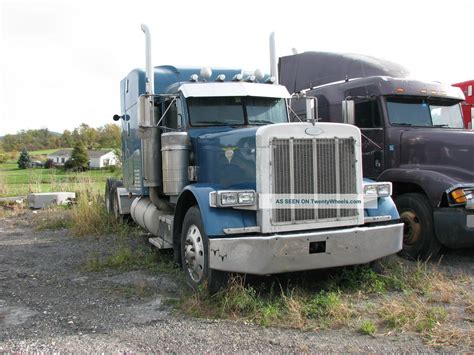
[210,190,257,207]
[238,192,256,204]
[220,192,238,206]
[364,182,392,198]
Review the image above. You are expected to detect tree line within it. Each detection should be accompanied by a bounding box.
[0,123,121,152]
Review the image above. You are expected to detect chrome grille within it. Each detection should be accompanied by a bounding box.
[271,137,358,224]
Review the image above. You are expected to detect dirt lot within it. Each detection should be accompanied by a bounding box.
[0,212,472,352]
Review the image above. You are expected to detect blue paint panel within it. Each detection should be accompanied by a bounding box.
[366,196,400,219]
[190,127,258,189]
[181,184,257,237]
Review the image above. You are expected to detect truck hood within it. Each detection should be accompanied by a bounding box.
[188,127,258,189]
[400,129,474,184]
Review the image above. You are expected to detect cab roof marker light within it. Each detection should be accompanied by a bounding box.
[200,67,212,81]
[232,74,243,82]
[189,74,199,82]
[431,90,437,95]
[215,74,226,82]
[245,75,256,83]
[420,89,427,94]
[395,88,405,93]
[265,76,276,84]
[254,69,264,82]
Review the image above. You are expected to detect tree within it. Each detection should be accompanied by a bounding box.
[17,148,31,169]
[69,142,89,170]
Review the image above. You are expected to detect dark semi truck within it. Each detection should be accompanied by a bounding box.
[280,52,474,259]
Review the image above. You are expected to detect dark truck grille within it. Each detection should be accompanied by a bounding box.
[271,137,358,224]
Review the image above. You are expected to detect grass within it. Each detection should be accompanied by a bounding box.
[359,320,377,336]
[0,162,119,197]
[85,245,161,272]
[178,259,472,347]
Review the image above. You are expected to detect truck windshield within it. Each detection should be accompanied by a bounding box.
[187,96,287,126]
[386,97,464,128]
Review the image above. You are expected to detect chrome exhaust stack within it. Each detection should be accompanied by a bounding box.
[269,32,279,84]
[141,24,154,95]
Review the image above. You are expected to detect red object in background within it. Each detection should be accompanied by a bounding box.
[452,80,474,129]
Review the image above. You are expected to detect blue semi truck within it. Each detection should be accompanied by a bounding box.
[106,25,404,292]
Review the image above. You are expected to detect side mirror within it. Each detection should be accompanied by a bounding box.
[342,100,355,125]
[305,97,318,123]
[138,95,157,127]
[176,98,183,129]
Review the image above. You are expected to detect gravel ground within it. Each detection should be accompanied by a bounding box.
[0,212,472,352]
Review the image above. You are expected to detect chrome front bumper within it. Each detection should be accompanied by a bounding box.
[209,223,403,275]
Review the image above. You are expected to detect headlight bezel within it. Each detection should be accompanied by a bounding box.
[209,190,257,208]
[363,182,392,199]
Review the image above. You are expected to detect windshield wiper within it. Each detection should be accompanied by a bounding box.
[392,123,413,126]
[248,120,275,125]
[195,121,236,126]
[432,124,448,128]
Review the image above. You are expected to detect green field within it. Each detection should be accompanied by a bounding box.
[0,163,121,197]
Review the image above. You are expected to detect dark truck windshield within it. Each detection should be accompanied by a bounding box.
[386,97,464,128]
[187,96,287,126]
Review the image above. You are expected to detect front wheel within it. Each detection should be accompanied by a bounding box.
[395,193,441,260]
[181,206,228,293]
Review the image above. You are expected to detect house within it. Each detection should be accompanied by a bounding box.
[47,149,118,168]
[47,150,71,166]
[88,150,118,169]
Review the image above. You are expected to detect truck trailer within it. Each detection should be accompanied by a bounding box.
[452,80,474,129]
[107,26,403,292]
[280,51,474,260]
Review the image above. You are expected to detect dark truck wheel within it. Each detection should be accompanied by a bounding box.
[181,206,228,294]
[395,193,441,260]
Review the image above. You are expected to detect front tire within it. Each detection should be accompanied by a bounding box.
[181,206,228,293]
[395,193,441,260]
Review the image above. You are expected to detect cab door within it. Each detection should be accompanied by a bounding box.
[354,99,385,179]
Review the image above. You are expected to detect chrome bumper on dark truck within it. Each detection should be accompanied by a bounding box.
[434,208,474,248]
[209,223,404,275]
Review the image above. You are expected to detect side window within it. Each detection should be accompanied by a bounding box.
[355,100,382,128]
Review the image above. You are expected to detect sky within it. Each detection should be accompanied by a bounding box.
[1,0,473,135]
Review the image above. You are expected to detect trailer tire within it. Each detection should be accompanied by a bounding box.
[395,193,441,260]
[181,206,228,294]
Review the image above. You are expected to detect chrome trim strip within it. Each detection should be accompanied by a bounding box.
[364,215,392,223]
[223,226,261,235]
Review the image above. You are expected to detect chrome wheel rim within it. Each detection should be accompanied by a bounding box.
[184,224,205,283]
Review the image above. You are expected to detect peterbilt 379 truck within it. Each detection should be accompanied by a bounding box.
[106,26,403,291]
[280,52,474,260]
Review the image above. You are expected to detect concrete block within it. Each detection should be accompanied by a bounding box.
[27,192,76,209]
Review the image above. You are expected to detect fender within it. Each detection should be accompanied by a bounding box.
[378,168,464,208]
[176,183,257,237]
